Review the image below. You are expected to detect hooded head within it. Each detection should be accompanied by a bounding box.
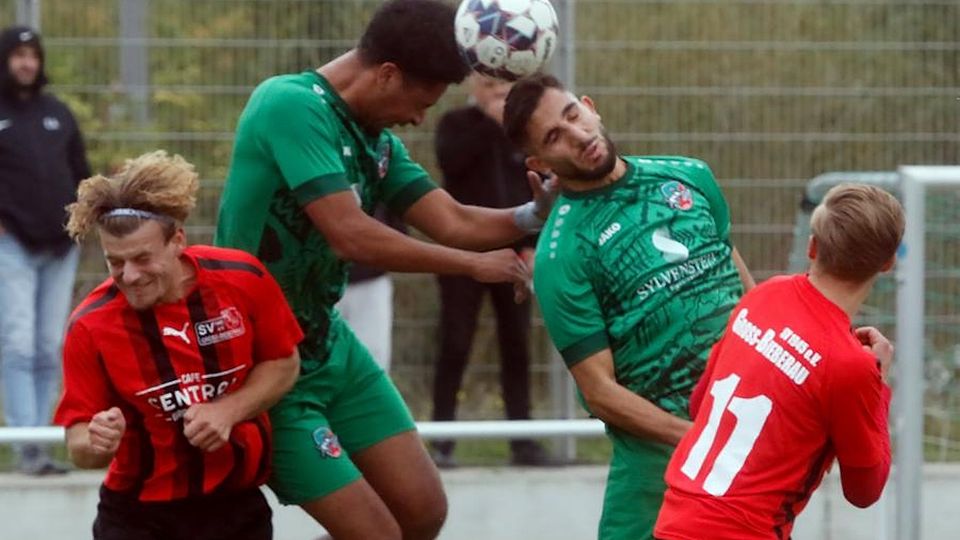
[0,26,47,100]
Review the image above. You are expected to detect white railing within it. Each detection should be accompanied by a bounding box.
[0,419,607,445]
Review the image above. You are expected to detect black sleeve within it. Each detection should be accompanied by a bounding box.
[67,114,91,184]
[434,109,482,186]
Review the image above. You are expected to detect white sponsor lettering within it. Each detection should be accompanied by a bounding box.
[598,222,621,246]
[195,307,245,346]
[731,309,810,385]
[636,252,717,300]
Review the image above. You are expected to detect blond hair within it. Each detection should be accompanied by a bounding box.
[66,150,199,241]
[810,183,905,282]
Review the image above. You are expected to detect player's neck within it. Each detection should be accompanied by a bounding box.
[560,158,627,192]
[159,256,197,305]
[317,50,368,123]
[807,267,875,320]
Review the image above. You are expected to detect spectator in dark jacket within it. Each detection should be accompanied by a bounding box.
[431,74,551,467]
[0,26,91,475]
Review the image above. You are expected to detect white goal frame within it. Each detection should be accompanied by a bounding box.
[893,165,960,540]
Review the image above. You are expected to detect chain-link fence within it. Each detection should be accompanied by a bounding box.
[2,0,957,440]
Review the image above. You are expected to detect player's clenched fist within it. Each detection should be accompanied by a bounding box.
[855,326,893,383]
[183,402,236,452]
[89,407,126,455]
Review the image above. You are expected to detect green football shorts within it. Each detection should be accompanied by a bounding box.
[598,427,674,540]
[268,321,416,505]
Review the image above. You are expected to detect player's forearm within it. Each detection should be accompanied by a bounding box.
[335,217,483,276]
[216,355,300,423]
[437,204,529,251]
[585,381,693,446]
[65,424,114,469]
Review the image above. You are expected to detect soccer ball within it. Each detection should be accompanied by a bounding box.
[454,0,559,81]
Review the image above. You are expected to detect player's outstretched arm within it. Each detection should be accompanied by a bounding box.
[404,171,557,251]
[183,351,300,452]
[65,407,126,469]
[305,191,528,283]
[570,349,692,446]
[731,246,755,292]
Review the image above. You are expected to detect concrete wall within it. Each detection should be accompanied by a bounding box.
[1,465,958,539]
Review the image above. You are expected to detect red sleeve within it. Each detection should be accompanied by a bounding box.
[827,354,892,505]
[53,322,113,427]
[690,336,725,418]
[247,263,304,362]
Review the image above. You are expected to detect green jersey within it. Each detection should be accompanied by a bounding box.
[214,71,436,371]
[534,156,742,417]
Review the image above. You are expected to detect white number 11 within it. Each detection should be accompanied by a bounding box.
[680,373,772,496]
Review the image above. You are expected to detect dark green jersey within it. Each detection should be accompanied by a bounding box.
[534,156,743,417]
[214,71,436,371]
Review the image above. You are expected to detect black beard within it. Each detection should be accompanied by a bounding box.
[563,134,619,183]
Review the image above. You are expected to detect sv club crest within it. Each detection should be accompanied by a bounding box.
[660,181,693,211]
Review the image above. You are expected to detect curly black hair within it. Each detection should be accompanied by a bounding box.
[358,0,469,84]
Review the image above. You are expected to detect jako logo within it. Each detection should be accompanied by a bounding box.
[652,227,689,263]
[598,222,621,246]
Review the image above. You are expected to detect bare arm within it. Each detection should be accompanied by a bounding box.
[65,407,126,469]
[305,191,527,283]
[183,352,300,452]
[570,349,692,446]
[405,171,555,251]
[731,246,755,292]
[404,189,526,250]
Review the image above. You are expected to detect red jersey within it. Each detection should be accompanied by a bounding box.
[54,246,303,502]
[656,275,891,540]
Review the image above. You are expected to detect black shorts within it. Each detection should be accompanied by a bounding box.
[93,485,272,540]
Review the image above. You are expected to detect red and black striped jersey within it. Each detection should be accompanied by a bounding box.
[54,245,303,502]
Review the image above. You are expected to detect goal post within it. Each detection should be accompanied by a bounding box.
[895,165,960,540]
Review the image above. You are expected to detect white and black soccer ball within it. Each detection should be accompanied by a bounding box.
[454,0,559,81]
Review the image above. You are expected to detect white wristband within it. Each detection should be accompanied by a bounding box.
[514,201,545,233]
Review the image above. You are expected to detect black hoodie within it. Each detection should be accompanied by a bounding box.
[0,26,90,255]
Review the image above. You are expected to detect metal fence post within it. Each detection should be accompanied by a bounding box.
[120,0,150,125]
[16,0,41,29]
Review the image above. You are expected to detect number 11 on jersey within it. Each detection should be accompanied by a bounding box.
[680,373,773,496]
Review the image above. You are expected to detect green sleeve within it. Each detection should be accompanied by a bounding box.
[684,158,732,242]
[533,243,609,368]
[259,82,351,205]
[380,133,438,215]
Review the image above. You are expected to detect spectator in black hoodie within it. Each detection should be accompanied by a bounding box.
[0,26,91,475]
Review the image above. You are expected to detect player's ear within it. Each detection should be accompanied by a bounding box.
[170,227,187,254]
[374,62,402,91]
[806,235,817,261]
[525,155,549,176]
[879,254,896,273]
[580,95,599,116]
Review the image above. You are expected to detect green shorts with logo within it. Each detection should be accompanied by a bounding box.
[599,427,673,540]
[268,321,416,505]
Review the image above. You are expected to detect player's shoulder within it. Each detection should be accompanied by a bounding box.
[68,279,124,331]
[251,72,334,117]
[188,245,268,280]
[629,155,715,189]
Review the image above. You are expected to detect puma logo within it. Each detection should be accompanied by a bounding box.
[162,322,191,345]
